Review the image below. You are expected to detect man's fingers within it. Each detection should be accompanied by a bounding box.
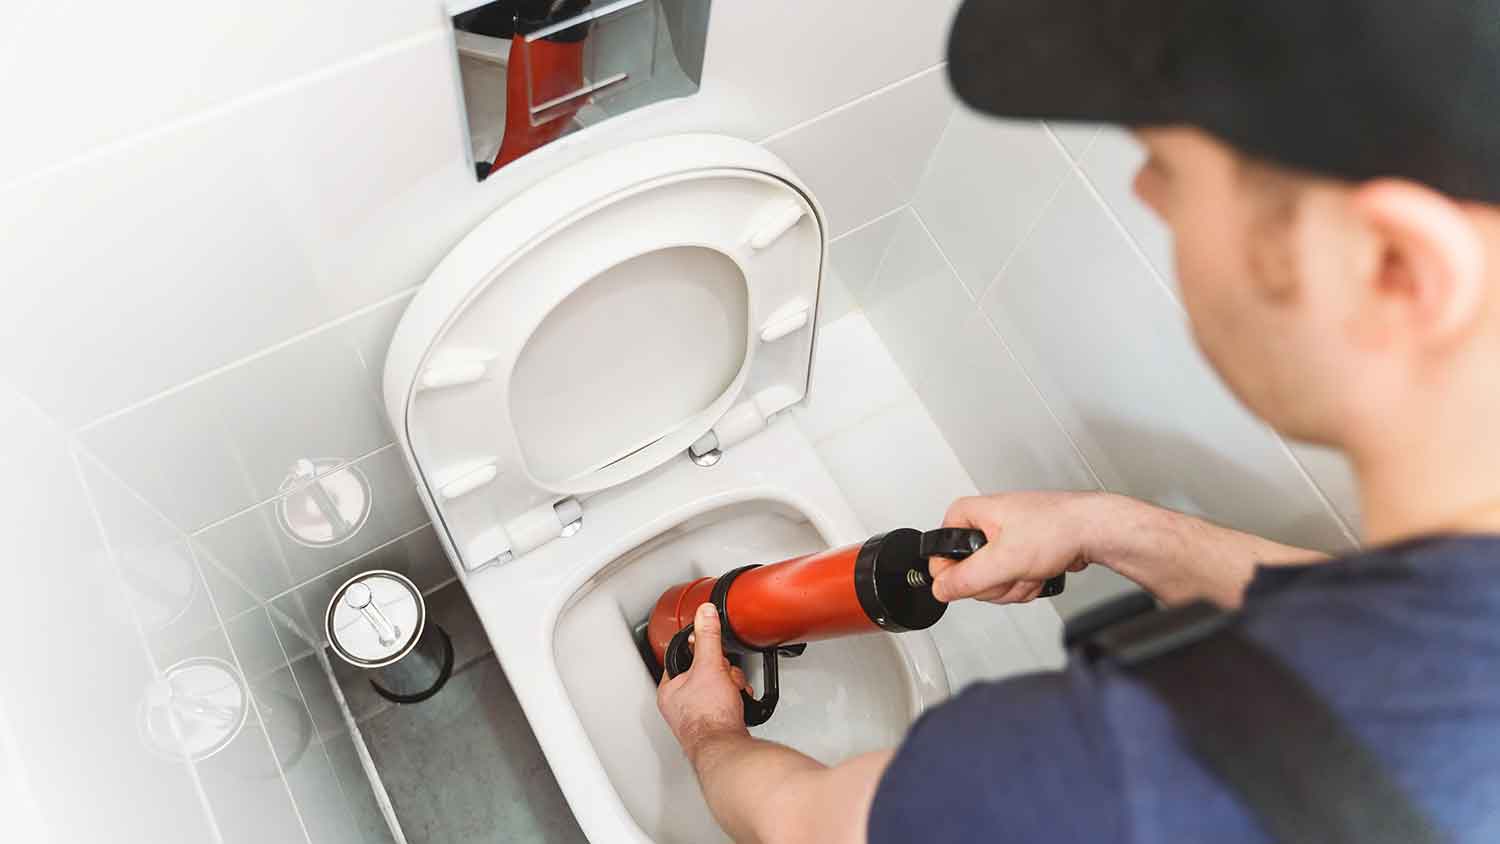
[658,669,688,692]
[940,496,985,529]
[973,584,1015,602]
[933,545,1028,602]
[690,603,725,665]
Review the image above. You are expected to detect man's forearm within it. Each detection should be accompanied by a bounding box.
[1090,494,1328,606]
[685,731,888,844]
[687,731,824,844]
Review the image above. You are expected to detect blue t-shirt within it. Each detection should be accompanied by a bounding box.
[869,535,1500,842]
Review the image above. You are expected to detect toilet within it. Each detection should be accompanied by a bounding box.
[383,134,951,843]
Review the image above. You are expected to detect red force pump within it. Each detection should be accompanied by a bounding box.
[638,528,1066,725]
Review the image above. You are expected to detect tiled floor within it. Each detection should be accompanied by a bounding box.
[332,583,586,844]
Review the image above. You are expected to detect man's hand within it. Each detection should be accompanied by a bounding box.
[657,603,752,762]
[930,492,1326,608]
[655,604,888,844]
[929,492,1113,604]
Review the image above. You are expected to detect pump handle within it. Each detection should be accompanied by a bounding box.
[663,625,785,726]
[919,528,1066,598]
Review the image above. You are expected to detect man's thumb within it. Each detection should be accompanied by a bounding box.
[933,556,1002,602]
[691,603,724,664]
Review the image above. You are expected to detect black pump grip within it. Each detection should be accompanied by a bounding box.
[918,528,1067,598]
[663,625,781,727]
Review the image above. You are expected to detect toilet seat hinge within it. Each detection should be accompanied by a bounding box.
[687,400,769,466]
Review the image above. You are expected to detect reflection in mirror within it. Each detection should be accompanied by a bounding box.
[451,0,711,180]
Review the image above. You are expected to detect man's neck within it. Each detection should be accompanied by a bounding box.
[1354,412,1500,546]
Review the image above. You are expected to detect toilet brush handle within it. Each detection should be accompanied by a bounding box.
[919,528,1066,598]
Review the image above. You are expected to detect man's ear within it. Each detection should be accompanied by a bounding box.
[1348,179,1485,344]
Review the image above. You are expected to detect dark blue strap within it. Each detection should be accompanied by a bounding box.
[1084,600,1444,844]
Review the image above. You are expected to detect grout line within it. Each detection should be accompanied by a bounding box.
[313,644,411,844]
[77,286,420,434]
[189,441,401,536]
[1045,121,1101,162]
[860,206,910,308]
[67,447,229,844]
[828,204,907,246]
[757,62,948,145]
[265,606,371,837]
[909,209,977,306]
[0,28,448,198]
[1042,125,1358,535]
[1043,123,1184,309]
[1270,437,1362,549]
[906,105,962,217]
[909,196,1108,493]
[968,125,1072,303]
[259,521,436,608]
[181,521,317,844]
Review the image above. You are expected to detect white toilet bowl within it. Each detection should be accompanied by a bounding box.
[383,134,951,843]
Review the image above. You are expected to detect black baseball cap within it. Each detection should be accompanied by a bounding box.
[947,1,1500,203]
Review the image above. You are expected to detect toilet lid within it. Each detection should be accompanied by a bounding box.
[384,135,825,570]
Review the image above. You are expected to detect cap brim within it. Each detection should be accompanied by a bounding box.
[946,0,1185,127]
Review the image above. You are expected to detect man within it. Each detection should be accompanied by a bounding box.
[658,1,1500,841]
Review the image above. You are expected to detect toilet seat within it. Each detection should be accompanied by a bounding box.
[384,135,826,573]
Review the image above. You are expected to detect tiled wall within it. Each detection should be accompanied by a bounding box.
[840,104,1368,613]
[0,2,968,841]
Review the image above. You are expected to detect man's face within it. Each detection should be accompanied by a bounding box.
[1131,128,1353,442]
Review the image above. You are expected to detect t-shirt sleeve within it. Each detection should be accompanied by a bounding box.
[868,665,1130,844]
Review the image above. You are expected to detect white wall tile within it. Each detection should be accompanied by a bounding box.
[859,210,976,389]
[81,316,393,532]
[248,663,370,844]
[912,115,1071,297]
[192,446,429,618]
[225,608,292,683]
[1080,127,1176,292]
[0,32,469,426]
[795,314,911,444]
[709,0,963,142]
[0,1,444,185]
[766,67,956,237]
[815,398,979,532]
[919,311,1099,495]
[828,211,903,307]
[75,454,246,668]
[1288,442,1362,536]
[342,292,418,407]
[3,390,217,844]
[817,265,858,329]
[78,388,252,538]
[979,171,1352,553]
[152,626,310,844]
[1048,122,1102,161]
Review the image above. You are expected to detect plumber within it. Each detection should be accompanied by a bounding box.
[657,1,1500,842]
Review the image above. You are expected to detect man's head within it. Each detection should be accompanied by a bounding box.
[945,0,1500,458]
[1129,128,1500,451]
